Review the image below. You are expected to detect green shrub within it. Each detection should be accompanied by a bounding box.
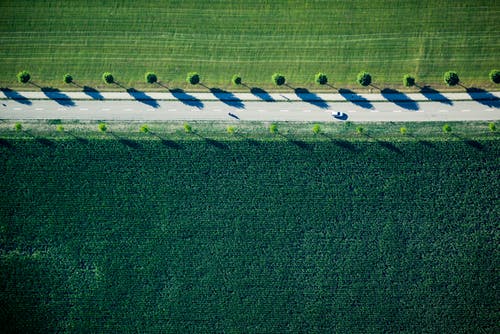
[232,74,242,85]
[315,73,328,85]
[443,71,460,86]
[442,124,451,133]
[63,73,73,84]
[269,123,278,134]
[356,126,364,134]
[357,71,372,86]
[400,127,408,135]
[14,122,22,131]
[17,70,31,84]
[56,124,64,132]
[488,122,496,132]
[227,126,236,134]
[183,123,192,133]
[145,72,157,84]
[98,123,107,132]
[102,72,114,84]
[186,72,200,85]
[272,73,286,86]
[403,74,415,87]
[140,124,149,133]
[489,70,500,84]
[312,124,321,134]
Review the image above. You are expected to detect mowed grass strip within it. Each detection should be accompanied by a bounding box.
[0,128,499,332]
[0,0,498,90]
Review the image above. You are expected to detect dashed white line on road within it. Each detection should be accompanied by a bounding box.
[393,110,401,113]
[484,108,493,111]
[257,109,265,112]
[124,108,132,111]
[102,108,110,111]
[35,108,44,111]
[370,109,379,113]
[461,109,470,112]
[13,107,22,110]
[58,108,66,111]
[80,108,88,111]
[349,110,357,113]
[213,109,221,112]
[439,110,448,112]
[167,109,177,112]
[303,110,311,113]
[280,109,289,112]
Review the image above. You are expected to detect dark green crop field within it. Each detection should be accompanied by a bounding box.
[0,0,498,90]
[0,123,499,333]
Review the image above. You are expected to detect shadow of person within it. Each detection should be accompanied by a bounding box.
[419,86,453,105]
[465,88,500,108]
[209,88,245,109]
[380,88,419,111]
[126,88,160,108]
[83,86,104,100]
[250,87,275,102]
[294,88,329,109]
[338,88,374,109]
[169,88,204,109]
[0,88,32,105]
[40,87,76,107]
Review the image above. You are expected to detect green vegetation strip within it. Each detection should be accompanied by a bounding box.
[0,0,498,90]
[0,121,498,332]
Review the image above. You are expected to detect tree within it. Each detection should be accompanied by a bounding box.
[227,125,236,134]
[145,72,157,84]
[269,123,278,134]
[403,74,415,87]
[183,122,192,133]
[488,122,496,132]
[443,71,459,86]
[356,126,364,134]
[186,72,200,85]
[232,74,242,85]
[357,71,372,86]
[400,127,408,135]
[14,122,22,131]
[140,124,149,133]
[315,73,328,85]
[98,123,107,132]
[63,73,73,84]
[312,124,321,134]
[489,70,500,84]
[56,124,64,132]
[17,71,30,84]
[442,124,451,133]
[272,73,286,86]
[102,72,114,84]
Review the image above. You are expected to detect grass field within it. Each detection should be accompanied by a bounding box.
[0,0,498,90]
[0,122,499,333]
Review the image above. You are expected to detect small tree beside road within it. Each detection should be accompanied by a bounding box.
[63,74,73,84]
[489,70,500,84]
[357,71,372,86]
[145,72,157,84]
[315,73,328,85]
[17,71,31,84]
[403,74,415,87]
[443,71,460,86]
[232,74,242,85]
[102,72,114,84]
[187,72,200,85]
[272,73,286,86]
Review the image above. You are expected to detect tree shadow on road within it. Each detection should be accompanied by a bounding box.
[169,89,204,109]
[1,88,32,105]
[380,88,419,111]
[465,87,500,108]
[83,86,104,100]
[338,88,374,109]
[40,87,76,107]
[210,88,245,109]
[294,88,329,109]
[126,88,160,108]
[419,86,453,105]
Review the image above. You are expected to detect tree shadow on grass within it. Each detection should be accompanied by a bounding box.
[193,132,228,150]
[0,138,14,150]
[83,86,104,100]
[452,133,484,150]
[67,131,89,144]
[169,89,204,109]
[465,88,500,108]
[23,130,56,148]
[338,88,373,109]
[0,88,32,105]
[277,132,312,150]
[40,87,76,107]
[420,86,453,105]
[209,88,244,109]
[320,133,357,151]
[294,88,329,109]
[149,131,183,149]
[109,132,141,149]
[235,132,260,147]
[380,88,419,111]
[363,133,403,154]
[126,88,160,108]
[250,87,275,102]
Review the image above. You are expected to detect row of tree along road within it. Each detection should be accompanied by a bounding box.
[15,70,500,89]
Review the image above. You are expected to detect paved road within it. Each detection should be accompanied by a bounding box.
[1,90,499,122]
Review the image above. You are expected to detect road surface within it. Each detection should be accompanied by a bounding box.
[1,90,499,122]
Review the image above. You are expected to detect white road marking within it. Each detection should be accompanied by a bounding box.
[167,109,177,112]
[13,107,22,110]
[35,108,44,111]
[124,108,132,111]
[484,108,493,112]
[58,108,66,111]
[370,109,379,113]
[461,109,470,112]
[102,108,110,111]
[439,110,448,112]
[280,109,289,112]
[213,109,221,112]
[80,108,88,111]
[303,110,311,113]
[393,110,401,113]
[349,110,357,113]
[257,109,265,112]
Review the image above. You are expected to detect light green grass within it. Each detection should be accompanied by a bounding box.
[0,0,498,90]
